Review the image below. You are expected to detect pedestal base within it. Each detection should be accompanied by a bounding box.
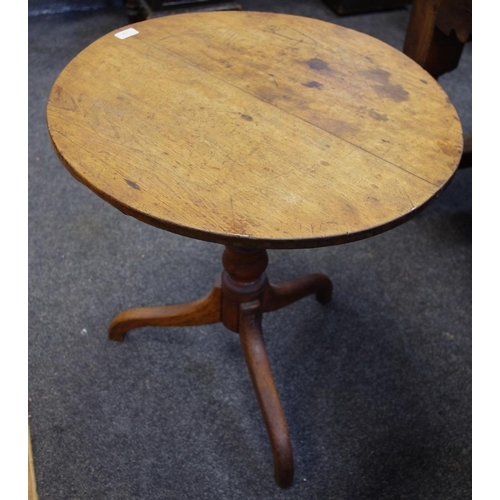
[109,246,332,488]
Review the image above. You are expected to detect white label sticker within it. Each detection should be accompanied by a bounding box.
[114,28,139,40]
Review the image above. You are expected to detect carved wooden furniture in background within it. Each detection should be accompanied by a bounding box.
[47,12,463,488]
[404,0,472,168]
[404,0,471,78]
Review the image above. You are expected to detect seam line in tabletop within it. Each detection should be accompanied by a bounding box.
[133,36,442,189]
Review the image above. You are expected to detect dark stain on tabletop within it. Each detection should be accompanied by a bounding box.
[361,68,409,102]
[327,118,358,137]
[126,179,140,190]
[50,84,77,111]
[302,81,323,89]
[307,58,331,71]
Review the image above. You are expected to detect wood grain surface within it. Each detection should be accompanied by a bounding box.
[47,11,463,248]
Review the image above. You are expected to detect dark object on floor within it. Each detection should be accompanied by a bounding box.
[403,0,472,168]
[123,0,152,22]
[323,0,410,15]
[124,0,241,22]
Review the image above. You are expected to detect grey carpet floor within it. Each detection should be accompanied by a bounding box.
[29,1,472,499]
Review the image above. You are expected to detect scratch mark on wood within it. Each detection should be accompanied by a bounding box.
[287,27,325,48]
[84,98,101,118]
[230,196,235,227]
[400,183,415,209]
[369,110,388,121]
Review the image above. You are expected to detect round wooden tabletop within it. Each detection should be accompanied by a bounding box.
[47,11,463,249]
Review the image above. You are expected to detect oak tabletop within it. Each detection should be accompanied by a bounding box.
[47,11,463,249]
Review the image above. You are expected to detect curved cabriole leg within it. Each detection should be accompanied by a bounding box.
[263,273,333,313]
[239,300,294,488]
[109,275,222,341]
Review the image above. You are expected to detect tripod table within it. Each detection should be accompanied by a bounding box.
[46,11,463,488]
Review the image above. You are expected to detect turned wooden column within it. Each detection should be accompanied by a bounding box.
[221,246,269,332]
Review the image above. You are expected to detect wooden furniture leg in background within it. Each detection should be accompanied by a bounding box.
[108,246,333,487]
[403,0,470,78]
[403,0,472,168]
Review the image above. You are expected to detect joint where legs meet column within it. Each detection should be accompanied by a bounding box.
[221,246,270,332]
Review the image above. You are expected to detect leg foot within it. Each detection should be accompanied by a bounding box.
[109,275,222,341]
[263,273,332,313]
[239,301,294,488]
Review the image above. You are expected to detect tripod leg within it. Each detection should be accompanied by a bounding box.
[263,273,332,312]
[109,275,222,341]
[239,300,294,488]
